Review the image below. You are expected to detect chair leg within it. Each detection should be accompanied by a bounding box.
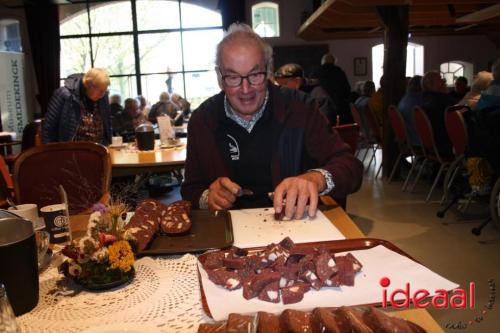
[388,152,403,183]
[440,159,462,205]
[426,163,447,203]
[360,146,369,163]
[410,159,427,193]
[366,144,378,171]
[375,162,383,179]
[402,157,418,191]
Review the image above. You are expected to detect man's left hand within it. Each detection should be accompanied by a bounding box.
[273,171,326,220]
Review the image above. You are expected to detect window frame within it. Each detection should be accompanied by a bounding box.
[251,1,280,38]
[58,0,223,106]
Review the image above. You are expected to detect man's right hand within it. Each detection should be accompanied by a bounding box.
[207,177,241,211]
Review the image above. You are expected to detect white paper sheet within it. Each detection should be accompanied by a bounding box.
[230,208,346,248]
[157,115,174,143]
[199,245,459,321]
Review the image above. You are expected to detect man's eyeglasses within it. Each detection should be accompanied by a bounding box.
[220,71,267,87]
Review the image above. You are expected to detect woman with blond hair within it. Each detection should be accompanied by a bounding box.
[43,68,112,145]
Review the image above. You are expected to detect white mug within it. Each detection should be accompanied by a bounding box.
[8,204,39,223]
[112,136,123,146]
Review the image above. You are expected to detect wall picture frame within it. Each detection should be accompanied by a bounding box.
[354,57,367,76]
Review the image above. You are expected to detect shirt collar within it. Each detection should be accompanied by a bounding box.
[224,90,269,133]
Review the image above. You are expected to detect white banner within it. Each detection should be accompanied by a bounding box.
[0,51,28,139]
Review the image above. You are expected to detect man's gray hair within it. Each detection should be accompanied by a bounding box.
[215,22,274,74]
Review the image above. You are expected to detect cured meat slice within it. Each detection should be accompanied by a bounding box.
[336,307,372,333]
[257,312,284,333]
[363,307,427,333]
[202,251,226,270]
[258,281,280,303]
[197,322,226,333]
[281,283,310,305]
[160,200,192,234]
[226,313,256,333]
[281,309,314,333]
[314,252,338,282]
[250,270,281,295]
[311,308,352,333]
[207,269,242,290]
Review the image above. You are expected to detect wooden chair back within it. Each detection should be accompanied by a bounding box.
[13,141,111,214]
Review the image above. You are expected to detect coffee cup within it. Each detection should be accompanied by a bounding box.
[8,204,45,231]
[40,204,70,244]
[111,136,123,146]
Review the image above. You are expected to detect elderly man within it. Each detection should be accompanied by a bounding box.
[181,23,363,219]
[421,71,455,156]
[274,63,305,90]
[43,68,112,145]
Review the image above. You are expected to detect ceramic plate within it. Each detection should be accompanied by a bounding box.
[82,323,161,333]
[109,143,127,149]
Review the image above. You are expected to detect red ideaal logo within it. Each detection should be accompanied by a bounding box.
[379,277,475,309]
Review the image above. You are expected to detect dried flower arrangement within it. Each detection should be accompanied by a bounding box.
[59,200,136,289]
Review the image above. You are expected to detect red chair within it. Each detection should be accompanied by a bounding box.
[0,155,14,208]
[411,107,453,202]
[387,105,421,189]
[437,106,471,217]
[333,123,360,155]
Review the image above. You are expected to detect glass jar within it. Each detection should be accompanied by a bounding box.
[0,283,21,333]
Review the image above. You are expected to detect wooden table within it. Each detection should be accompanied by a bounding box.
[68,203,444,332]
[109,138,186,177]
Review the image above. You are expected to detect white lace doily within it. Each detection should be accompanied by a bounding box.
[17,253,213,332]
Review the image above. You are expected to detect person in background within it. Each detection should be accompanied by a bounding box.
[368,75,385,129]
[275,63,336,125]
[171,93,192,119]
[474,58,500,112]
[274,63,305,90]
[181,23,363,219]
[136,95,151,118]
[448,76,469,104]
[354,80,376,137]
[148,92,180,124]
[43,68,112,145]
[312,53,353,124]
[109,94,123,118]
[397,75,423,147]
[114,98,147,141]
[457,71,493,109]
[421,71,455,157]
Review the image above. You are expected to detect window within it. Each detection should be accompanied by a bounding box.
[371,42,424,88]
[252,2,279,38]
[58,0,223,109]
[440,61,473,87]
[0,19,22,52]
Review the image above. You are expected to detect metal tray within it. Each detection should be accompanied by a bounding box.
[198,238,417,318]
[138,210,234,256]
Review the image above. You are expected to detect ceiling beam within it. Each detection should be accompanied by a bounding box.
[456,3,500,22]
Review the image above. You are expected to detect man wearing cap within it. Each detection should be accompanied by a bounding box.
[274,63,305,90]
[275,63,336,125]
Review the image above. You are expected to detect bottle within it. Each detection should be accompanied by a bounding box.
[0,283,21,333]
